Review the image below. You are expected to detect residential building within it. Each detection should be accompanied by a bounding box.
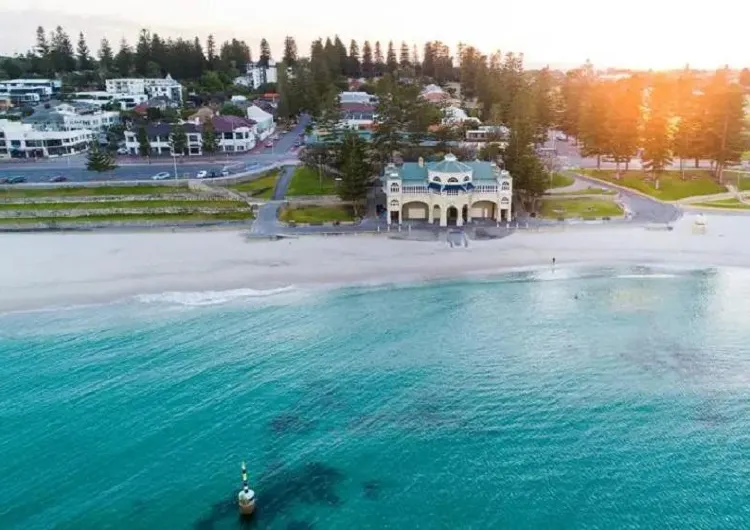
[105,75,183,102]
[442,106,479,126]
[71,91,148,110]
[23,107,120,132]
[0,119,93,159]
[0,79,61,104]
[465,125,509,143]
[383,153,513,227]
[123,116,257,156]
[340,101,376,130]
[340,91,377,105]
[246,61,278,89]
[246,104,275,139]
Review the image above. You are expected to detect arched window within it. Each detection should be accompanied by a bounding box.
[390,200,399,209]
[501,181,510,191]
[390,183,400,193]
[432,176,441,183]
[463,176,470,182]
[448,177,459,183]
[501,197,510,204]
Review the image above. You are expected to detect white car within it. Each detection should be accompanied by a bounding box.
[116,147,128,155]
[196,170,207,179]
[151,172,171,180]
[220,168,230,177]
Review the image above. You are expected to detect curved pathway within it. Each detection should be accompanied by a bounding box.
[569,171,681,224]
[250,165,296,235]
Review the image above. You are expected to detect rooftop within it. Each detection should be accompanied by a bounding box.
[391,154,507,183]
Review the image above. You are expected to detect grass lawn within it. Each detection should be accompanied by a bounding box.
[0,199,243,211]
[742,151,750,161]
[552,187,616,196]
[692,198,750,209]
[540,197,624,219]
[279,205,354,224]
[724,172,750,191]
[0,211,254,225]
[549,173,575,189]
[228,171,279,198]
[582,170,726,200]
[286,166,337,196]
[0,185,189,199]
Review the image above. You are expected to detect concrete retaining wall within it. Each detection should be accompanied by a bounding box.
[0,207,253,218]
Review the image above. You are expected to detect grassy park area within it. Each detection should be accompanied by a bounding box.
[552,187,616,196]
[228,171,279,198]
[0,212,253,225]
[549,173,575,189]
[0,184,253,227]
[0,199,243,211]
[279,205,354,224]
[582,170,726,200]
[0,185,189,199]
[540,197,624,219]
[691,198,750,210]
[286,166,337,196]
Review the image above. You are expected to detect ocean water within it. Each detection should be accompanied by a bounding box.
[3,265,750,529]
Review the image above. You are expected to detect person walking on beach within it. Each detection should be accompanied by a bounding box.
[552,257,556,267]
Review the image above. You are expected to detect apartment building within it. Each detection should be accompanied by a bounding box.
[105,75,183,103]
[23,105,120,132]
[71,91,148,110]
[0,79,62,105]
[0,119,93,159]
[123,116,258,156]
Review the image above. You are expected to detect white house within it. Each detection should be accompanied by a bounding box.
[246,104,275,139]
[383,153,513,227]
[105,75,183,102]
[340,91,377,105]
[72,91,148,110]
[0,119,93,159]
[22,106,120,132]
[247,61,278,88]
[0,78,61,104]
[123,117,257,157]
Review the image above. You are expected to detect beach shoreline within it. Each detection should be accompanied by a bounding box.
[2,213,749,313]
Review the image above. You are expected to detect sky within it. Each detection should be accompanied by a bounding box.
[1,1,748,70]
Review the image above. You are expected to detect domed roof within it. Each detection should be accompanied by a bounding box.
[430,153,473,174]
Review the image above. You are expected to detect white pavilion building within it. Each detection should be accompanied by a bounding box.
[383,153,513,227]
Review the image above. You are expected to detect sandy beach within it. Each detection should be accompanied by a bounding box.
[2,212,750,312]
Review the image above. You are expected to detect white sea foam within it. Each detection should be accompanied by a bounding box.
[616,273,678,279]
[134,286,297,307]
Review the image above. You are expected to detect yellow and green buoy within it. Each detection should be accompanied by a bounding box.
[238,461,256,517]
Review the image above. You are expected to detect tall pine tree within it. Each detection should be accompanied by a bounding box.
[98,38,114,73]
[361,41,373,79]
[76,32,93,71]
[283,36,297,66]
[259,38,271,67]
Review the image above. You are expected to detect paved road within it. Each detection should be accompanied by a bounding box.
[570,172,681,224]
[0,115,310,184]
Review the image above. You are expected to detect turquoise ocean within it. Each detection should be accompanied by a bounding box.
[3,265,750,529]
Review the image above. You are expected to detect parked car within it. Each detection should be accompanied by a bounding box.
[220,167,230,177]
[294,139,302,147]
[151,172,171,180]
[208,171,218,178]
[49,175,67,182]
[265,140,274,148]
[116,147,129,155]
[6,176,26,184]
[196,170,208,179]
